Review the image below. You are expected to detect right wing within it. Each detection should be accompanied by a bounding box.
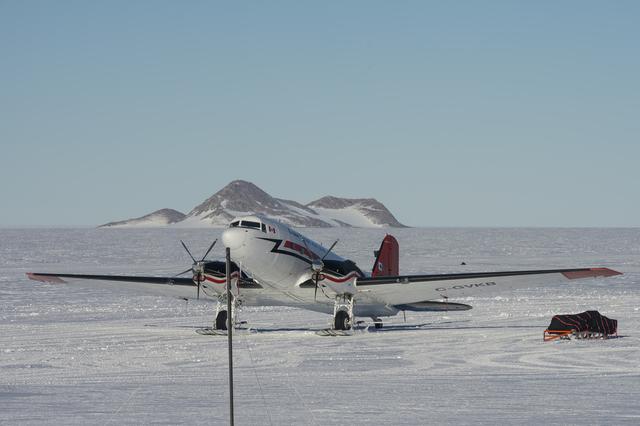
[355,267,622,309]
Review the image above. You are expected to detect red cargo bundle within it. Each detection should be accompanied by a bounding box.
[543,310,617,341]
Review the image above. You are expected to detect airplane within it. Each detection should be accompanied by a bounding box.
[27,214,622,332]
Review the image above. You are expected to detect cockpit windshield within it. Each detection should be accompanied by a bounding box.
[240,220,261,229]
[229,219,266,232]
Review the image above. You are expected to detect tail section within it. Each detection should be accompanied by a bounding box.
[372,235,399,277]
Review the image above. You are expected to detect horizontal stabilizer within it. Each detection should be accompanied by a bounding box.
[395,301,472,312]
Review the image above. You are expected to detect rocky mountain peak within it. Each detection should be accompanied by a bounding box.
[188,180,291,224]
[99,180,407,228]
[189,180,282,218]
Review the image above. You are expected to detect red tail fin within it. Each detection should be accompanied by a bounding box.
[372,235,399,277]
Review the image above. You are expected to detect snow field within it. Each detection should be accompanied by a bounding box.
[1,228,639,425]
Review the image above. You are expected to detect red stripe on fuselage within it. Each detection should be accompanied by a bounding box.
[283,240,318,260]
[204,272,240,284]
[321,271,361,283]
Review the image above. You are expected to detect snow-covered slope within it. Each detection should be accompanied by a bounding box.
[105,180,407,228]
[99,208,186,228]
[307,196,407,228]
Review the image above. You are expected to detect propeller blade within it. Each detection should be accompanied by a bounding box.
[180,240,197,263]
[313,272,320,302]
[300,238,338,302]
[321,239,339,261]
[200,239,218,262]
[195,272,205,300]
[173,268,193,278]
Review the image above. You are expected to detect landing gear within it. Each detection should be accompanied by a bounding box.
[332,294,354,331]
[196,297,238,336]
[372,317,383,329]
[334,310,350,330]
[213,294,239,330]
[215,310,228,330]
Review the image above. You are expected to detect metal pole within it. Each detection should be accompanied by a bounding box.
[226,247,234,426]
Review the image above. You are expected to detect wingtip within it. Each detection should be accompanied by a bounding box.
[26,273,66,283]
[590,267,623,277]
[561,268,622,280]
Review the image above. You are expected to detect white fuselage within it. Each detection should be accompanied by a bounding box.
[220,215,392,317]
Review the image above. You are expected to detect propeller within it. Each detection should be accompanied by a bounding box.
[179,239,217,299]
[303,239,339,301]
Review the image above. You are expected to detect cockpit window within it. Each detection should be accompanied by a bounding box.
[240,220,261,229]
[230,221,240,227]
[261,223,266,232]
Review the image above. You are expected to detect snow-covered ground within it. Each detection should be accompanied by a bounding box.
[1,228,639,425]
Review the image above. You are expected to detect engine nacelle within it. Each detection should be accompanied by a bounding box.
[200,260,249,297]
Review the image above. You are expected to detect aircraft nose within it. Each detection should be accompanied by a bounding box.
[222,227,247,252]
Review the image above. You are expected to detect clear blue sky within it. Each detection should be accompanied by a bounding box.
[1,1,638,227]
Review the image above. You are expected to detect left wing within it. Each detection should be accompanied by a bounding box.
[355,268,622,309]
[26,272,199,299]
[26,272,262,300]
[27,272,194,285]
